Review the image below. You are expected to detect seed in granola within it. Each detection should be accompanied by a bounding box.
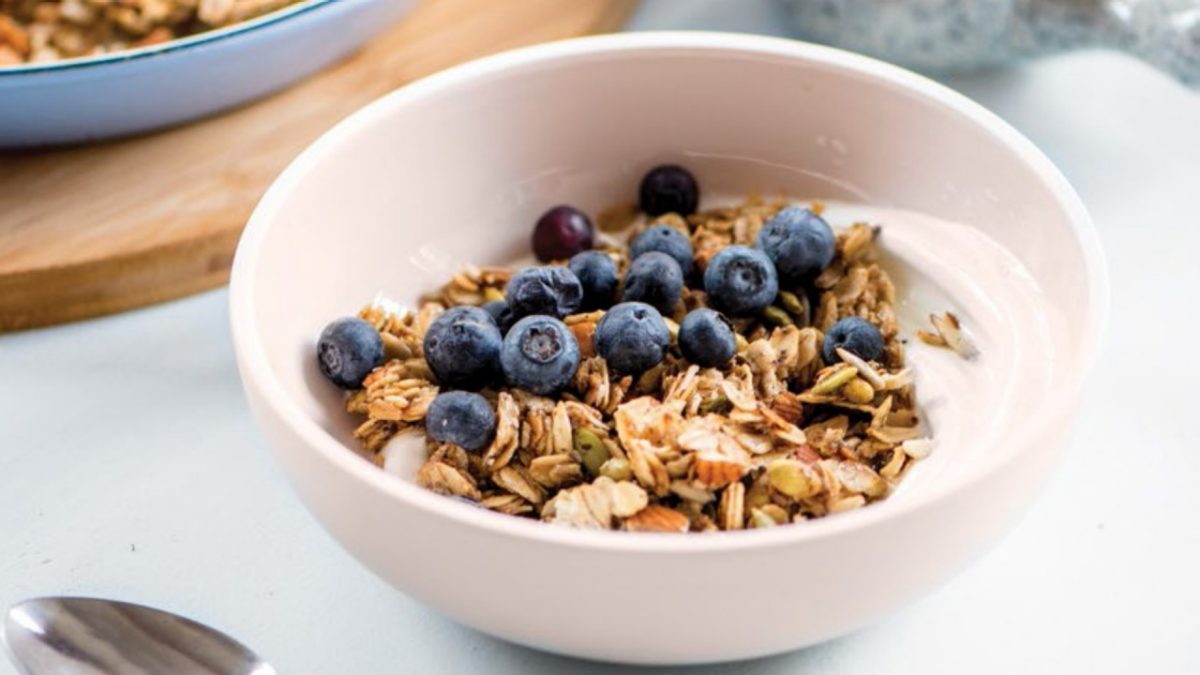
[573,428,611,476]
[423,306,502,390]
[533,205,594,262]
[505,266,583,319]
[766,459,819,499]
[316,317,385,389]
[425,392,496,451]
[842,378,876,404]
[749,508,779,528]
[631,224,695,275]
[639,165,699,217]
[699,395,733,415]
[500,316,581,395]
[594,302,670,374]
[704,245,779,317]
[757,206,836,283]
[761,305,793,328]
[822,316,884,364]
[777,290,809,324]
[598,457,633,481]
[678,308,737,368]
[810,363,859,396]
[622,251,683,315]
[568,251,619,310]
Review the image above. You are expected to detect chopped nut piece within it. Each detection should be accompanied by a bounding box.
[623,504,690,533]
[924,311,980,359]
[718,481,746,530]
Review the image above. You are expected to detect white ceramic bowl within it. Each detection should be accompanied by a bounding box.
[0,0,414,147]
[230,33,1107,664]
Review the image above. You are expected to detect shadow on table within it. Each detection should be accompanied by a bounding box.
[465,629,854,674]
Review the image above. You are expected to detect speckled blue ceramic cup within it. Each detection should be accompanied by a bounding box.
[780,0,1200,87]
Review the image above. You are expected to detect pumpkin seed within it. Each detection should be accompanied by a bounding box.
[699,395,732,415]
[762,305,793,327]
[842,377,876,404]
[810,364,858,395]
[766,459,818,499]
[573,428,610,475]
[598,457,632,482]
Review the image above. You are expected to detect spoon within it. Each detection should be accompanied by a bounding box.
[4,597,276,675]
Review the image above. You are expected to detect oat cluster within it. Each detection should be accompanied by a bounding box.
[346,198,932,532]
[0,0,300,64]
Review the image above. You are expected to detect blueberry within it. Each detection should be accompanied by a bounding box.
[316,317,384,389]
[822,316,885,364]
[678,309,737,368]
[639,165,699,217]
[568,250,619,311]
[482,300,515,334]
[757,206,836,282]
[594,302,670,374]
[425,391,496,451]
[622,251,683,315]
[501,315,581,395]
[505,266,583,319]
[703,245,779,317]
[630,225,694,275]
[532,205,594,262]
[423,306,502,390]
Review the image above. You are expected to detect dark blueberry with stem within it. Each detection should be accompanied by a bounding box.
[316,317,385,389]
[822,316,885,364]
[678,308,737,368]
[532,205,594,262]
[622,251,683,315]
[505,266,583,319]
[568,251,619,311]
[630,224,694,275]
[423,306,502,390]
[639,165,699,217]
[703,245,779,317]
[425,391,496,451]
[594,301,670,374]
[757,206,836,282]
[500,315,581,395]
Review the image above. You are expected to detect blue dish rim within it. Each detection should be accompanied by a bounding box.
[0,0,334,77]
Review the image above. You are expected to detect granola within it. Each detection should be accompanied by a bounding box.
[0,0,301,65]
[318,169,934,533]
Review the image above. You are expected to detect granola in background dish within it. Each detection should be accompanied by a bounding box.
[314,164,937,532]
[0,0,302,65]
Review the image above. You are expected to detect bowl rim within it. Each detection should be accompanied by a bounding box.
[0,0,332,77]
[230,31,1110,554]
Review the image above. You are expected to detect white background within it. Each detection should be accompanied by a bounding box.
[2,1,1198,673]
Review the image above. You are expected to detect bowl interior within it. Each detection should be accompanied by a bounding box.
[238,36,1102,512]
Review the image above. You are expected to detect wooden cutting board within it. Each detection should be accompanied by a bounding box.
[0,0,635,332]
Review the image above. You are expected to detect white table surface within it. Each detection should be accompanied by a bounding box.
[3,2,1199,673]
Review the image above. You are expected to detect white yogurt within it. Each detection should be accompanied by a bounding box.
[815,201,1057,493]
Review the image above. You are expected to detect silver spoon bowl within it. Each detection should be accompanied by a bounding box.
[4,597,275,675]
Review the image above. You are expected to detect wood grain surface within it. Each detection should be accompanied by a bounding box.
[0,0,635,332]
